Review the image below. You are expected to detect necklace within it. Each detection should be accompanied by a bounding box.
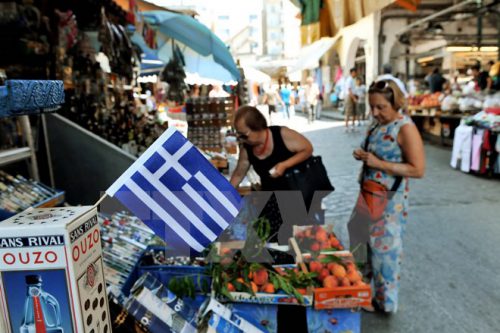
[254,129,269,156]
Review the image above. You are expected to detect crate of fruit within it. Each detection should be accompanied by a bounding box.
[293,225,345,253]
[213,248,313,306]
[302,252,371,309]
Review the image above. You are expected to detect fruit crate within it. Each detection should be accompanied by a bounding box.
[292,225,345,254]
[292,247,372,310]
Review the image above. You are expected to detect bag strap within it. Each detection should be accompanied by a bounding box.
[361,124,402,197]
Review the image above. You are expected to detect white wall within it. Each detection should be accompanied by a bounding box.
[336,12,380,85]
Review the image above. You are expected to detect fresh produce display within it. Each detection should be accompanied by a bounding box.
[212,248,309,303]
[306,255,368,289]
[294,225,344,252]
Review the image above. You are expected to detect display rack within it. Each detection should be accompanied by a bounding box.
[0,80,65,211]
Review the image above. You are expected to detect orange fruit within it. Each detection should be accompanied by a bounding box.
[261,283,275,293]
[227,283,235,292]
[253,269,269,286]
[315,229,328,243]
[309,261,323,273]
[250,281,259,293]
[310,242,320,252]
[323,276,338,288]
[346,270,361,283]
[331,264,346,278]
[318,268,330,282]
[339,277,351,287]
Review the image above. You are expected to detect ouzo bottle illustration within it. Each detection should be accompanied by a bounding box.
[20,275,64,333]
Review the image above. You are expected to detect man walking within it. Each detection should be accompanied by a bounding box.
[304,76,320,124]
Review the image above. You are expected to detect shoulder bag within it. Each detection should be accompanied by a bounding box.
[283,156,334,209]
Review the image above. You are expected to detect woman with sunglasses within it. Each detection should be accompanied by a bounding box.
[351,79,425,313]
[230,105,313,240]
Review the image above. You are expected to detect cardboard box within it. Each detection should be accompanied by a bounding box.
[306,307,360,333]
[0,206,111,333]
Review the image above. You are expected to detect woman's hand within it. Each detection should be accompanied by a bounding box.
[354,149,383,169]
[352,148,364,160]
[270,162,288,178]
[362,152,383,169]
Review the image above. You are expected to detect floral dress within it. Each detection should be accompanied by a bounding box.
[362,114,412,312]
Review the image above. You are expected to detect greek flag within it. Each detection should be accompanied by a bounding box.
[106,128,242,253]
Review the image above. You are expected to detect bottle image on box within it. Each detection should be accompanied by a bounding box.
[20,275,64,333]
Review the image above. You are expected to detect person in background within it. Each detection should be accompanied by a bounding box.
[344,68,358,132]
[354,77,367,126]
[377,63,409,97]
[280,79,293,119]
[426,68,446,93]
[351,79,425,313]
[304,76,320,124]
[209,84,230,98]
[262,83,283,121]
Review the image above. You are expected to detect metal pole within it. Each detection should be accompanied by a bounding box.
[41,114,55,188]
[396,0,476,36]
[20,115,40,181]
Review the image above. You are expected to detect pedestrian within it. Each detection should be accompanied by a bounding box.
[344,68,358,131]
[280,80,292,119]
[262,83,283,122]
[354,77,366,126]
[230,105,314,239]
[426,68,446,93]
[304,76,320,123]
[350,79,425,313]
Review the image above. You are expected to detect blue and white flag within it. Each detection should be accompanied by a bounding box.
[106,127,242,253]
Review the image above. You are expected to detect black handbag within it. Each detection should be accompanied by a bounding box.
[283,156,334,209]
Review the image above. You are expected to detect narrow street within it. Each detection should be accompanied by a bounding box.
[277,113,500,332]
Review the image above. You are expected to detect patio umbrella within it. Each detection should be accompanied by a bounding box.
[142,10,240,81]
[156,34,237,84]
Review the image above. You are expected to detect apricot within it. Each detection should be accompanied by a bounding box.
[261,283,275,293]
[253,269,269,286]
[318,268,330,282]
[227,283,235,292]
[331,264,347,278]
[329,237,340,248]
[315,229,328,243]
[339,277,351,287]
[250,281,259,293]
[323,275,338,288]
[320,241,330,250]
[346,270,361,283]
[353,280,366,287]
[309,261,323,273]
[221,247,232,255]
[310,242,320,252]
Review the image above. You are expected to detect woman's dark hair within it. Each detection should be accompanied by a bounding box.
[234,105,268,131]
[368,80,406,111]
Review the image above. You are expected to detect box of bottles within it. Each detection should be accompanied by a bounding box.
[0,206,111,333]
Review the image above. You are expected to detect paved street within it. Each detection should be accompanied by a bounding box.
[274,113,500,332]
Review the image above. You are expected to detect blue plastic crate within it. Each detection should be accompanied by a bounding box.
[122,245,211,296]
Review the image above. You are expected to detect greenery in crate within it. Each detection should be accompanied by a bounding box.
[167,217,307,304]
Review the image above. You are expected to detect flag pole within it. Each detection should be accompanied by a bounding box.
[93,193,108,209]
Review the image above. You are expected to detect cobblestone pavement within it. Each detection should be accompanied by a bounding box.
[274,113,500,332]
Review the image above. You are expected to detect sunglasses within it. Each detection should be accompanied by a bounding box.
[368,80,395,104]
[236,130,251,141]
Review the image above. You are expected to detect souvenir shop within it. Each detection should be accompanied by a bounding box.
[1,2,367,333]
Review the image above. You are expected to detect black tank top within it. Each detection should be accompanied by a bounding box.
[245,126,295,191]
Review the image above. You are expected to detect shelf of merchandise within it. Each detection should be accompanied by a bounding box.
[0,115,40,180]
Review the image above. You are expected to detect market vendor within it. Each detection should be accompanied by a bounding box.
[230,105,313,241]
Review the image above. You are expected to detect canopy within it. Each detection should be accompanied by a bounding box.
[143,10,240,81]
[131,32,165,76]
[242,66,271,83]
[289,36,341,74]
